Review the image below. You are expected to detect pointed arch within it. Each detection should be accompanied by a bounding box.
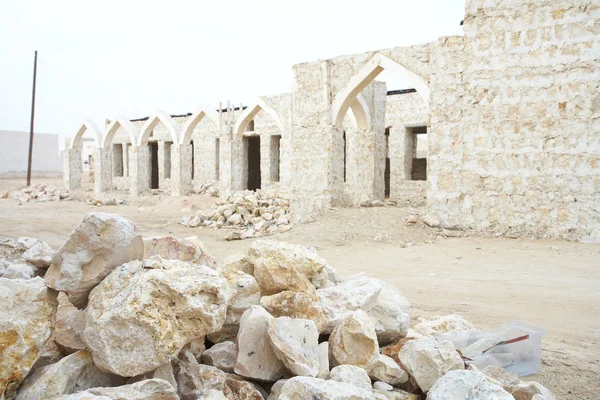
[179,106,220,145]
[102,115,138,150]
[347,94,371,131]
[69,120,102,150]
[137,110,179,146]
[232,98,284,140]
[331,53,430,127]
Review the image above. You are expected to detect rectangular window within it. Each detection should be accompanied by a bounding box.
[270,135,281,182]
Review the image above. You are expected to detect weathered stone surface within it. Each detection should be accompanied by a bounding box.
[221,268,261,327]
[267,317,319,377]
[218,254,254,276]
[381,337,417,364]
[277,377,380,399]
[2,262,36,279]
[202,341,237,373]
[329,310,379,371]
[83,259,231,377]
[252,256,316,299]
[373,381,393,391]
[318,274,382,333]
[176,362,227,400]
[260,291,326,333]
[512,381,556,400]
[481,365,520,392]
[267,379,288,400]
[398,337,464,392]
[317,342,329,379]
[412,314,474,337]
[45,213,144,307]
[143,235,216,268]
[234,306,285,381]
[366,281,410,346]
[16,350,124,400]
[374,388,418,400]
[329,365,372,390]
[31,339,63,373]
[0,276,57,399]
[51,378,178,400]
[223,378,264,400]
[427,370,513,400]
[54,294,87,353]
[248,240,327,284]
[19,237,54,268]
[368,354,409,385]
[178,337,206,363]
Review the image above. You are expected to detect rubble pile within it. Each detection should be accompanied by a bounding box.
[1,212,557,400]
[195,183,219,197]
[1,183,69,203]
[181,190,293,240]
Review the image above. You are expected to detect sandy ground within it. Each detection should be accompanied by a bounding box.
[1,177,599,399]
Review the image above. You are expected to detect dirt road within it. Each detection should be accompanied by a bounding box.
[1,179,598,399]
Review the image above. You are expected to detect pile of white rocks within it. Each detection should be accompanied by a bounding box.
[181,190,293,240]
[195,183,219,197]
[1,183,69,203]
[1,212,556,400]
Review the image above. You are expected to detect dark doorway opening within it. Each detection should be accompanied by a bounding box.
[411,159,427,180]
[384,127,390,198]
[246,136,261,191]
[343,131,347,182]
[190,141,195,180]
[150,142,159,189]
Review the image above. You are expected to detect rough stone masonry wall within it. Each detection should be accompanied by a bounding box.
[427,0,600,238]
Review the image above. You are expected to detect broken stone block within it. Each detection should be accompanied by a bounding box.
[277,377,379,399]
[329,365,372,390]
[83,259,231,377]
[373,381,393,391]
[398,337,464,392]
[260,290,326,332]
[318,273,382,333]
[51,378,178,400]
[252,256,316,299]
[412,314,474,337]
[176,361,227,399]
[218,253,254,275]
[223,377,265,400]
[427,370,513,399]
[221,268,261,326]
[30,340,63,373]
[374,388,418,400]
[381,336,417,364]
[317,342,329,379]
[366,280,410,345]
[422,214,440,228]
[512,381,556,400]
[234,306,285,381]
[45,212,144,308]
[54,294,87,353]
[19,237,54,268]
[178,337,206,363]
[143,235,216,267]
[268,379,289,400]
[368,354,409,386]
[0,277,57,399]
[329,310,379,371]
[202,341,237,372]
[15,350,124,400]
[267,317,320,377]
[481,365,520,392]
[2,262,36,279]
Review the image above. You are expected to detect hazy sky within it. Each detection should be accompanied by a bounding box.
[0,0,465,148]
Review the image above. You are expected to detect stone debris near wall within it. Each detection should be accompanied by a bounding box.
[1,183,69,203]
[180,190,293,240]
[0,212,559,400]
[195,183,219,197]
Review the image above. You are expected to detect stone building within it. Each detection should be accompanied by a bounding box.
[64,0,600,239]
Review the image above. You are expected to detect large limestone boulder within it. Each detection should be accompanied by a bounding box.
[83,259,231,377]
[0,277,57,399]
[252,256,316,299]
[218,254,254,276]
[413,314,474,337]
[366,281,410,345]
[481,365,520,392]
[329,310,379,371]
[247,240,327,283]
[267,317,320,377]
[260,291,327,333]
[277,377,380,399]
[318,274,382,333]
[234,306,285,381]
[45,213,144,308]
[202,341,237,373]
[398,338,464,392]
[427,370,513,399]
[54,294,86,353]
[329,365,372,390]
[51,378,178,400]
[16,350,124,399]
[368,354,409,386]
[143,235,216,267]
[512,381,556,400]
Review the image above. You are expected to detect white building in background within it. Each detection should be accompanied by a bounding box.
[80,138,95,172]
[0,130,61,178]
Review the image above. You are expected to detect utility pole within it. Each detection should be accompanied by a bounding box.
[26,50,38,187]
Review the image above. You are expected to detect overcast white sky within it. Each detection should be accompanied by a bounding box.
[0,0,465,148]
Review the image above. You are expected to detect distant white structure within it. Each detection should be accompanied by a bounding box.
[0,130,61,178]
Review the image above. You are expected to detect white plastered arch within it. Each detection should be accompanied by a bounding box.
[102,115,138,150]
[179,106,220,145]
[347,94,371,131]
[70,120,102,150]
[137,110,179,146]
[232,98,284,140]
[331,53,430,127]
